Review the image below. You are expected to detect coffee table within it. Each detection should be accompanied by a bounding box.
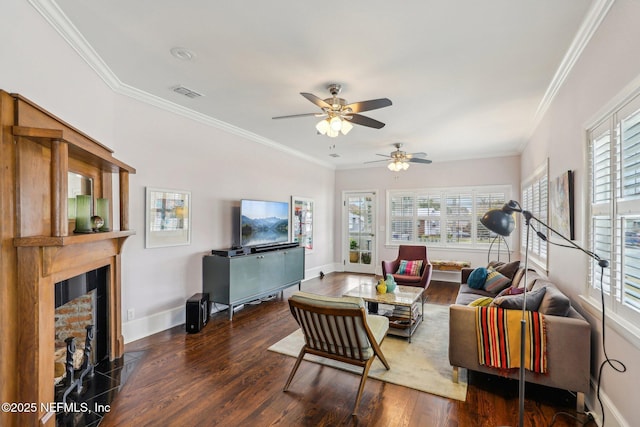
[343,284,424,342]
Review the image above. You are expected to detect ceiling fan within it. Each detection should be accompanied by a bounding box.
[366,143,432,171]
[272,84,392,137]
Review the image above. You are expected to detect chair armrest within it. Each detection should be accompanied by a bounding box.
[460,267,474,284]
[382,260,399,277]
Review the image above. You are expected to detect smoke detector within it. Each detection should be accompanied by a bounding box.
[170,47,195,61]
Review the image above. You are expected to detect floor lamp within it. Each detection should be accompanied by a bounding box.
[481,200,608,427]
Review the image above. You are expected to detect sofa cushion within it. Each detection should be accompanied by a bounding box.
[483,268,512,294]
[396,259,423,276]
[491,286,547,311]
[468,267,488,289]
[392,273,422,284]
[536,283,571,316]
[456,284,498,304]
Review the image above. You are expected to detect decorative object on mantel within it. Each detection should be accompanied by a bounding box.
[96,198,110,231]
[74,195,93,233]
[91,216,104,232]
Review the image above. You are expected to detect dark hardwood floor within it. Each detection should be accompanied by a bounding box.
[100,273,594,427]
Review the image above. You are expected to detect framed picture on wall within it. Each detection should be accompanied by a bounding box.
[292,196,313,252]
[550,170,574,240]
[145,187,191,248]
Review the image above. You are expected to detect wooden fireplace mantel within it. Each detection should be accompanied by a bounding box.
[0,90,136,427]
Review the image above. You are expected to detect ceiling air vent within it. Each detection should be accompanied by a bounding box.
[172,85,204,99]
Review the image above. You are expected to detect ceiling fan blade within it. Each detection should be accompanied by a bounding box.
[409,152,428,158]
[300,92,332,109]
[409,158,433,164]
[345,98,392,113]
[348,114,386,129]
[376,153,392,158]
[364,159,390,164]
[272,112,323,120]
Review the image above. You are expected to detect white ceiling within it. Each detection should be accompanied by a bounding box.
[37,0,599,169]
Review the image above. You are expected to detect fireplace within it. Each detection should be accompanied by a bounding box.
[54,267,109,371]
[1,91,136,427]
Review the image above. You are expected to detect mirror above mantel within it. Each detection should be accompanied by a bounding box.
[68,172,92,199]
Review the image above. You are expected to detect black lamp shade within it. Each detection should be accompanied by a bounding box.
[481,209,515,236]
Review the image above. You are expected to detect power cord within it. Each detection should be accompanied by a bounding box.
[549,410,595,426]
[593,264,627,426]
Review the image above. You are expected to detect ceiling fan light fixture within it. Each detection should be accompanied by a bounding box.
[316,119,329,135]
[387,159,409,171]
[326,127,339,138]
[340,119,353,135]
[329,116,343,132]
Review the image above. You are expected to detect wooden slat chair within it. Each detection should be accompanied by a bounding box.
[284,291,390,415]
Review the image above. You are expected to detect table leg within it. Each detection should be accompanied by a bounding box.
[368,302,379,314]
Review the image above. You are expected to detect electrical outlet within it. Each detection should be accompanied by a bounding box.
[127,308,135,321]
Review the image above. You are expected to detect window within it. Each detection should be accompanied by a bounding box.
[387,186,511,247]
[588,92,640,324]
[521,160,549,270]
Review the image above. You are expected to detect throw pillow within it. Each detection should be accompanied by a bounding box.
[493,260,521,281]
[396,260,423,276]
[495,286,525,298]
[537,285,571,316]
[467,267,488,289]
[468,297,494,307]
[483,268,512,294]
[491,286,547,311]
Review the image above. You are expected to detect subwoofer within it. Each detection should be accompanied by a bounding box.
[186,293,209,333]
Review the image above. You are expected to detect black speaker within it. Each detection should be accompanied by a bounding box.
[186,293,209,333]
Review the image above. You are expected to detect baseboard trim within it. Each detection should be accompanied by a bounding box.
[123,305,185,344]
[123,265,340,343]
[586,376,630,427]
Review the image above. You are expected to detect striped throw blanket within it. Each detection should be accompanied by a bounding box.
[475,307,547,373]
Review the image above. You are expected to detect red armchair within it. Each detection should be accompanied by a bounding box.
[382,245,432,292]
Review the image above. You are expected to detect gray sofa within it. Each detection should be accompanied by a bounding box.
[448,261,591,409]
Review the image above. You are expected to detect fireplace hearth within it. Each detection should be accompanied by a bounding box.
[54,351,144,427]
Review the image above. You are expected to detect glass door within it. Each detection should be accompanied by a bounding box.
[344,191,376,274]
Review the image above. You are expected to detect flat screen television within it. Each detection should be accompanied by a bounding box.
[240,199,289,247]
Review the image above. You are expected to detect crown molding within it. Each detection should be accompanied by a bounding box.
[524,0,616,148]
[28,0,334,170]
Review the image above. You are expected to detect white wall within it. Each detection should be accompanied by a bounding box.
[522,1,640,425]
[1,0,336,341]
[335,155,521,273]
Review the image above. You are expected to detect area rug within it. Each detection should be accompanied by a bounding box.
[268,303,468,401]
